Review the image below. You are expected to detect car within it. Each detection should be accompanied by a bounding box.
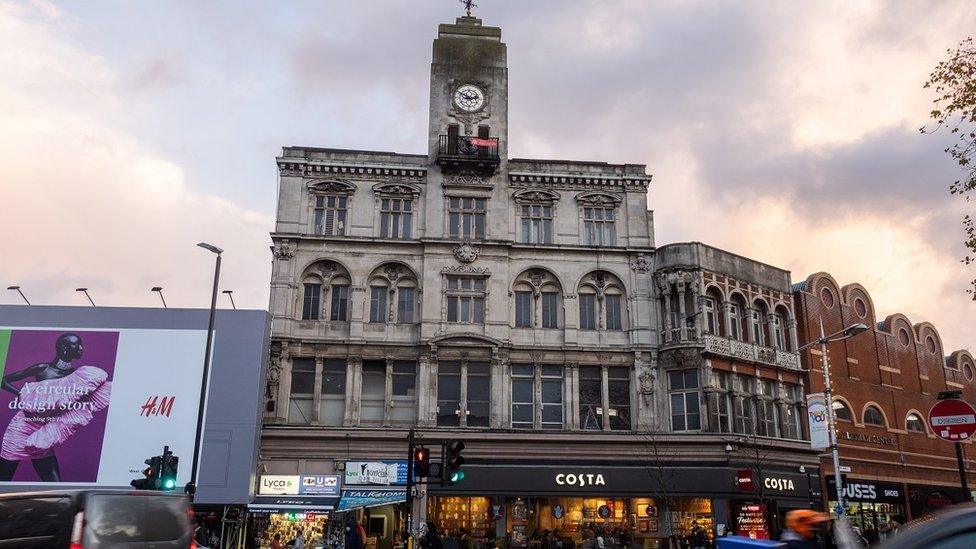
[0,489,193,548]
[876,503,976,548]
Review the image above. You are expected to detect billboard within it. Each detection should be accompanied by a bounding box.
[0,327,206,487]
[344,460,408,486]
[806,392,830,450]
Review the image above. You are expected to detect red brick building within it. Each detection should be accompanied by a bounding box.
[793,272,976,531]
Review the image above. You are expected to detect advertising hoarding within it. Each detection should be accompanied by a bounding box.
[0,327,205,487]
[807,392,829,449]
[344,461,408,486]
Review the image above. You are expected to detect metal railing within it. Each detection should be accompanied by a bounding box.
[437,135,499,159]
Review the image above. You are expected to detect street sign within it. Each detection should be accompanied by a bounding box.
[928,399,976,441]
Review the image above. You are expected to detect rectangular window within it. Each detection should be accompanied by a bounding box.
[708,371,732,433]
[330,284,350,321]
[579,294,597,330]
[782,384,802,439]
[448,197,486,240]
[369,286,388,323]
[397,287,416,324]
[583,207,616,246]
[437,362,462,427]
[729,304,741,340]
[380,198,413,239]
[704,297,717,335]
[511,364,535,429]
[360,361,386,423]
[446,276,487,325]
[288,358,315,425]
[579,366,603,431]
[606,294,622,330]
[541,292,559,329]
[541,365,564,430]
[390,361,417,423]
[520,204,553,244]
[515,290,533,328]
[608,367,631,431]
[302,283,321,320]
[319,360,346,426]
[751,310,765,345]
[756,379,779,437]
[734,375,755,434]
[669,369,700,431]
[314,195,347,236]
[466,363,491,427]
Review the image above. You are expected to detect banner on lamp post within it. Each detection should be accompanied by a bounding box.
[807,393,830,450]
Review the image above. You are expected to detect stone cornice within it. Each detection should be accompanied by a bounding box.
[509,171,650,193]
[278,160,427,180]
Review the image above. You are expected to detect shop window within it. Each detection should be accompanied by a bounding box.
[379,198,413,239]
[448,197,486,240]
[669,369,701,431]
[734,375,755,435]
[437,361,490,428]
[579,366,603,430]
[287,358,315,425]
[427,497,494,538]
[319,359,346,426]
[446,276,486,324]
[832,400,853,422]
[906,413,925,433]
[301,282,321,320]
[864,405,886,427]
[708,371,733,433]
[607,367,631,430]
[511,364,564,429]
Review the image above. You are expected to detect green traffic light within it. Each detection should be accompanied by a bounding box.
[163,478,176,490]
[450,470,465,483]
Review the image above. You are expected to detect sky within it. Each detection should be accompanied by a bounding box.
[0,0,973,353]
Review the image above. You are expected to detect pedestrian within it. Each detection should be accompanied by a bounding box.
[271,533,285,549]
[595,528,605,549]
[690,521,707,549]
[345,518,365,549]
[422,522,444,549]
[295,530,306,549]
[780,510,829,549]
[849,526,868,547]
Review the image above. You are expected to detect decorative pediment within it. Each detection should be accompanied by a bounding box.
[442,171,493,191]
[512,189,560,204]
[372,181,422,198]
[309,179,356,195]
[575,191,622,207]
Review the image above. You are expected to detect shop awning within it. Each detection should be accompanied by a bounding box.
[336,489,406,511]
[248,495,339,514]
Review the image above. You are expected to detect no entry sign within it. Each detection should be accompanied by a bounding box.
[928,399,976,441]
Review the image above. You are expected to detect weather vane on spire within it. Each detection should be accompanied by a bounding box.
[460,0,478,17]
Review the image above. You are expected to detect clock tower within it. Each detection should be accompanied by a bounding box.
[428,15,507,167]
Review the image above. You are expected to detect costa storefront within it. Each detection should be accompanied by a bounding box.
[428,463,818,547]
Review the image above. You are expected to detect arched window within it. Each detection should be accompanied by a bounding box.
[728,294,748,341]
[906,413,925,433]
[773,305,792,350]
[832,400,853,422]
[751,300,769,346]
[578,271,626,331]
[368,263,420,324]
[864,405,886,427]
[298,260,351,321]
[703,287,723,336]
[512,268,563,329]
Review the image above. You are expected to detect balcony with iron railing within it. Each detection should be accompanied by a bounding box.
[436,135,500,173]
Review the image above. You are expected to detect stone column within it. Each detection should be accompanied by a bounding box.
[459,359,470,428]
[691,281,703,341]
[766,316,778,348]
[787,318,799,351]
[312,357,324,425]
[565,362,580,430]
[533,362,543,430]
[661,285,673,344]
[418,354,436,427]
[601,365,611,432]
[350,287,367,340]
[745,307,757,344]
[383,357,394,426]
[722,301,733,338]
[490,355,508,429]
[346,357,363,426]
[676,282,687,342]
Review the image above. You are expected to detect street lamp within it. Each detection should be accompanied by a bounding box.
[222,290,236,310]
[189,242,223,497]
[75,288,96,307]
[151,287,168,308]
[6,286,30,305]
[798,320,869,517]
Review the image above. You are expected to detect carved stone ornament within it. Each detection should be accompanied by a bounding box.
[272,240,296,260]
[638,370,654,395]
[441,265,490,275]
[384,264,402,282]
[630,253,651,273]
[529,269,546,288]
[445,173,491,189]
[453,242,481,263]
[373,182,421,197]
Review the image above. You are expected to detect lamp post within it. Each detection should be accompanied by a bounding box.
[6,286,30,305]
[222,289,236,310]
[151,287,168,308]
[75,288,96,307]
[798,320,868,518]
[189,242,223,497]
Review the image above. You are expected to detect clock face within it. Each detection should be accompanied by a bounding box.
[453,84,485,112]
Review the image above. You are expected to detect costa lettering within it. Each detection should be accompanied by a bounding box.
[763,477,795,491]
[555,473,606,487]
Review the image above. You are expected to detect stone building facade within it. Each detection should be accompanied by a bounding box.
[794,272,976,528]
[259,14,821,545]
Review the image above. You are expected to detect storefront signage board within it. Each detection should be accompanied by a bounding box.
[259,475,301,495]
[807,393,830,449]
[928,399,976,441]
[736,470,755,492]
[344,460,408,486]
[300,474,341,496]
[336,489,406,511]
[826,477,903,503]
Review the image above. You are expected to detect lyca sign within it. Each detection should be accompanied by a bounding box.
[555,473,606,487]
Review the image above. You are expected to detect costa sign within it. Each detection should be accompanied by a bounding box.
[928,399,976,441]
[555,473,606,487]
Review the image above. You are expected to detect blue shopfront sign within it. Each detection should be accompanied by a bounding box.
[300,475,341,496]
[344,460,409,486]
[337,489,407,511]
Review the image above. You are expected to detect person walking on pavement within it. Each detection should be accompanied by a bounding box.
[781,510,829,549]
[345,518,365,549]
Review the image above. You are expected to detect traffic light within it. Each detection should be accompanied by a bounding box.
[131,455,162,490]
[160,448,179,491]
[442,440,465,485]
[413,446,431,477]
